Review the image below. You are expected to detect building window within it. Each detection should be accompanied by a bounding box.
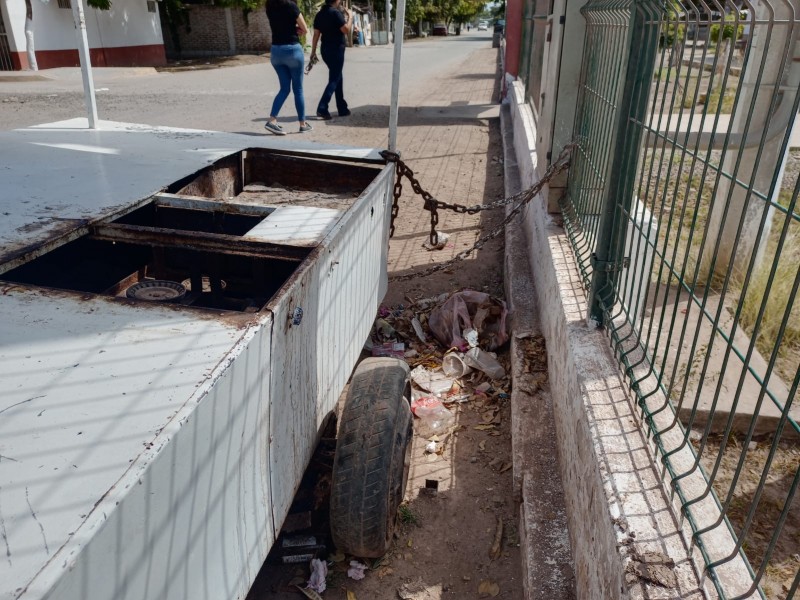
[146,0,156,12]
[57,0,71,8]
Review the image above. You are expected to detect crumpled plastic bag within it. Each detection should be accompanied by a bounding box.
[307,558,328,592]
[347,560,368,580]
[428,291,508,351]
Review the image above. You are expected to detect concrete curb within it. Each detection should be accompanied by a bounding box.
[501,102,576,600]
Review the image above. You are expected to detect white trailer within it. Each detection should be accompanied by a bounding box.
[0,120,412,600]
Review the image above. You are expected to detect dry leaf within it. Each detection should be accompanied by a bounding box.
[330,551,346,563]
[482,411,495,423]
[378,566,394,579]
[489,516,504,560]
[474,424,495,431]
[346,591,357,600]
[294,586,324,600]
[500,462,512,473]
[478,580,500,597]
[479,440,486,451]
[407,538,413,547]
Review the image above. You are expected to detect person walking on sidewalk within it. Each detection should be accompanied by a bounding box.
[310,0,351,120]
[264,0,313,135]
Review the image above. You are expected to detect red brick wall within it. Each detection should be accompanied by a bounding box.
[161,5,272,58]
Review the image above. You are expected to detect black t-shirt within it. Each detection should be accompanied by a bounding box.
[313,5,346,49]
[267,0,301,46]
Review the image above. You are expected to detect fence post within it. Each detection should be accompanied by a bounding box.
[588,1,660,323]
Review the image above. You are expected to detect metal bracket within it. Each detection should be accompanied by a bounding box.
[591,254,630,272]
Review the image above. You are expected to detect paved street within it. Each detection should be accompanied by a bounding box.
[0,32,495,133]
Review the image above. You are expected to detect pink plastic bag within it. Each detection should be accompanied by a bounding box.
[428,291,509,351]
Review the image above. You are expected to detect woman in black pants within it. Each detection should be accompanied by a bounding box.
[310,0,351,119]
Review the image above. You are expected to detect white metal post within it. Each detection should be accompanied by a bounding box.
[387,0,405,151]
[70,0,98,129]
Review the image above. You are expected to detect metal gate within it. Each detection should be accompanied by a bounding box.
[563,0,800,597]
[0,9,13,70]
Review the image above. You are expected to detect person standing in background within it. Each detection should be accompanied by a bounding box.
[264,0,313,134]
[310,0,351,120]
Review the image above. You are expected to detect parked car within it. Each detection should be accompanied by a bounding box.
[478,21,488,31]
[432,22,448,35]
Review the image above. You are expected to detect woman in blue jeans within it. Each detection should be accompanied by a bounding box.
[265,0,312,134]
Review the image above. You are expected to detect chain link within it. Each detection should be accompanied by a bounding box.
[380,145,574,280]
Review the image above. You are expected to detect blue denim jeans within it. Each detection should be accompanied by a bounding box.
[318,44,348,115]
[270,43,305,121]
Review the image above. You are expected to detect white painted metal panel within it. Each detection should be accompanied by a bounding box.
[244,206,343,247]
[0,288,275,600]
[268,167,394,532]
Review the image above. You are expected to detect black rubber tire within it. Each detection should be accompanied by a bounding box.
[330,357,412,558]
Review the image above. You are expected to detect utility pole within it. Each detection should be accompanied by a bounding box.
[71,0,98,128]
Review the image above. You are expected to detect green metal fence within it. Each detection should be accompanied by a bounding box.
[562,0,800,597]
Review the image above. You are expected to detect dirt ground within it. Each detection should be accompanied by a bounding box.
[245,46,523,599]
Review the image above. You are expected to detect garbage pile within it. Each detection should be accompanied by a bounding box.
[294,291,512,598]
[365,290,511,450]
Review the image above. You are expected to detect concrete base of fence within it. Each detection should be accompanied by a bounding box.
[503,80,715,600]
[502,103,576,600]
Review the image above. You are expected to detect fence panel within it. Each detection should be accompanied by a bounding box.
[563,0,800,597]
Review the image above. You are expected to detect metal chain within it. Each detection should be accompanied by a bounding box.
[380,144,574,281]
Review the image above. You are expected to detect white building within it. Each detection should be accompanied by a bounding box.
[0,0,165,70]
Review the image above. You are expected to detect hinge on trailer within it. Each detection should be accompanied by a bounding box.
[559,15,566,24]
[591,254,630,272]
[546,151,552,161]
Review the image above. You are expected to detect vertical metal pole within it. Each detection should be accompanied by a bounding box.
[588,4,657,323]
[385,0,391,44]
[387,0,405,152]
[71,0,98,129]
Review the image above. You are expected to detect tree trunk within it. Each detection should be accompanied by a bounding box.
[24,0,37,71]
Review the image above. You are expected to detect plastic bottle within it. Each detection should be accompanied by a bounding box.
[462,347,506,380]
[411,397,456,439]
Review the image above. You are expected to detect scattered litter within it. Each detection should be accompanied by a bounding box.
[425,440,438,454]
[489,516,504,560]
[306,558,327,593]
[478,579,500,597]
[423,231,450,250]
[410,365,456,395]
[474,424,495,431]
[397,577,439,600]
[295,585,324,600]
[464,328,479,348]
[412,293,450,310]
[428,291,509,351]
[347,560,368,581]
[372,341,406,358]
[411,317,427,343]
[411,397,456,439]
[404,348,419,359]
[441,352,472,378]
[375,318,397,341]
[462,348,506,379]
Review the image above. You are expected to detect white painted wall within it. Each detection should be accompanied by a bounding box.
[3,0,162,54]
